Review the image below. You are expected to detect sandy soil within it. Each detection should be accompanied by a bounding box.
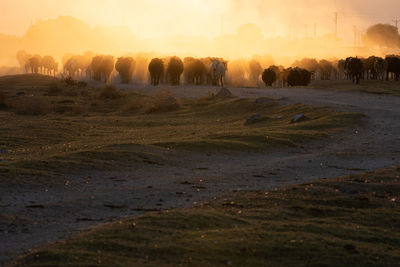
[1,85,399,265]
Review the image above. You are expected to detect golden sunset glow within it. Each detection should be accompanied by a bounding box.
[0,0,400,66]
[1,1,400,266]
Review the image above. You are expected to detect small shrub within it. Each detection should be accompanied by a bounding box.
[99,85,123,100]
[147,89,180,113]
[12,96,53,115]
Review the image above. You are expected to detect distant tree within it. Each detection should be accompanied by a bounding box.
[364,24,400,48]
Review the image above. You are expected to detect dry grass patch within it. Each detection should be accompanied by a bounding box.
[70,104,89,115]
[146,89,181,113]
[0,96,363,179]
[0,91,8,109]
[46,81,92,97]
[11,96,53,115]
[0,73,58,87]
[14,166,400,266]
[99,85,123,100]
[46,82,63,96]
[122,90,181,113]
[0,74,363,179]
[123,97,146,112]
[311,80,400,96]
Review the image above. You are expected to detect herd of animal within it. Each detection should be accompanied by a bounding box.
[15,50,400,87]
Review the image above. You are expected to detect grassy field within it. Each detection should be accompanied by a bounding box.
[311,79,400,96]
[0,74,362,181]
[12,166,400,266]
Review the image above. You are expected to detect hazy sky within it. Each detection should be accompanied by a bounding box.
[1,0,399,40]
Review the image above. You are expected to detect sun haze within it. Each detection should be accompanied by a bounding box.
[0,0,400,65]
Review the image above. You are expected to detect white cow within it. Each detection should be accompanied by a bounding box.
[210,60,227,86]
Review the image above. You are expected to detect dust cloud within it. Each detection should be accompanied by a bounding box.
[0,0,399,73]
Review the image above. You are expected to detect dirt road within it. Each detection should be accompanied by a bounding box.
[1,86,399,265]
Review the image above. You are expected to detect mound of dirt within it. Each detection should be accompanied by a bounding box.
[0,74,58,87]
[214,87,234,99]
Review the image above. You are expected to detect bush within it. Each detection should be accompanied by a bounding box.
[12,96,53,115]
[147,89,180,113]
[99,85,123,99]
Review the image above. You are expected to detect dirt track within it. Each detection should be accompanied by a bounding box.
[1,86,399,265]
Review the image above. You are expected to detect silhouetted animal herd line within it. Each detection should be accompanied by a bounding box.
[15,50,400,87]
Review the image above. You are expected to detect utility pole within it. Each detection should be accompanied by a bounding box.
[333,12,338,38]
